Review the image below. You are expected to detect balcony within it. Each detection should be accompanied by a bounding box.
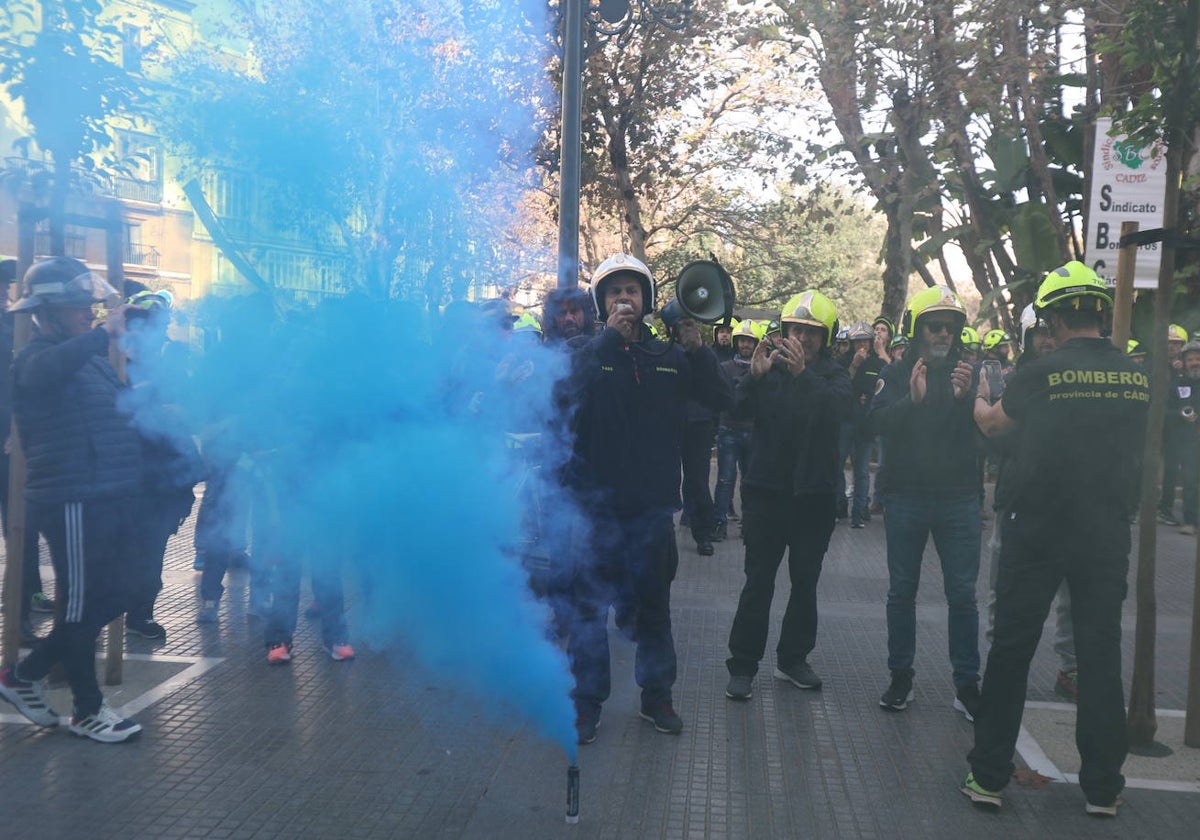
[34,231,88,260]
[124,243,160,267]
[3,158,163,205]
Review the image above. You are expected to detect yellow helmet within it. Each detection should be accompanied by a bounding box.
[1168,323,1188,343]
[1034,261,1112,314]
[780,290,839,346]
[983,329,1012,350]
[1126,339,1145,357]
[731,319,763,344]
[512,311,542,338]
[960,326,981,347]
[900,285,966,338]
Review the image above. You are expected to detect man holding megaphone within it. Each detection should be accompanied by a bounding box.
[562,253,732,745]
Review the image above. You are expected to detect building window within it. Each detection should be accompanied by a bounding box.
[122,24,142,73]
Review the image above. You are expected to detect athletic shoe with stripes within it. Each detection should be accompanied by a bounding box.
[69,702,142,743]
[0,665,60,727]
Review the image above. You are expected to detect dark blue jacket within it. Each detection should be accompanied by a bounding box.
[14,326,142,503]
[737,354,851,495]
[565,325,732,515]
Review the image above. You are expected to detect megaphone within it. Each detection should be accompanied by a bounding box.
[660,259,736,328]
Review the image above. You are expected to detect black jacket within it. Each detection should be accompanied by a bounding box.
[870,355,980,495]
[14,326,142,503]
[737,354,851,496]
[564,325,732,515]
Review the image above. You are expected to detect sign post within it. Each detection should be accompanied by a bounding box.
[1085,118,1167,290]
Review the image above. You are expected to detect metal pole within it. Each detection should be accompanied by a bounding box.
[557,0,584,291]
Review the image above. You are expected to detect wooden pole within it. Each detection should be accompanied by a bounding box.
[1,207,37,666]
[1110,221,1139,350]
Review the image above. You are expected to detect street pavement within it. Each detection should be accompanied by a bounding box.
[1,479,1198,839]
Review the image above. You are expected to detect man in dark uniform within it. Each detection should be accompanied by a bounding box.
[963,262,1149,816]
[724,291,851,699]
[564,253,731,743]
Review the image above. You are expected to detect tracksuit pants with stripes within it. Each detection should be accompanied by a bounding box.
[15,498,135,718]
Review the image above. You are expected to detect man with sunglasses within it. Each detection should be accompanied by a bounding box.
[870,285,983,721]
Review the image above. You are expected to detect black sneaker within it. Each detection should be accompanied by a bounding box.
[126,619,166,640]
[712,521,728,542]
[726,674,753,701]
[1157,510,1180,526]
[954,681,981,722]
[696,541,714,556]
[640,700,684,734]
[774,661,823,689]
[880,672,914,711]
[851,516,865,529]
[575,703,601,745]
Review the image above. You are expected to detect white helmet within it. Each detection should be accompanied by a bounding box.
[589,253,655,319]
[1019,303,1040,353]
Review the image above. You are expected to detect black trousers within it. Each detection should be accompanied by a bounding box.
[969,510,1130,804]
[727,488,836,676]
[18,498,136,717]
[681,418,716,543]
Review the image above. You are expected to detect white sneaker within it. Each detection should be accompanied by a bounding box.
[69,702,142,743]
[0,665,60,727]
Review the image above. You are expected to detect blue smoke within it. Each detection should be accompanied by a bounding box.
[120,2,580,759]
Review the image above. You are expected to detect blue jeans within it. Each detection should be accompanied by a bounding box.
[883,492,981,688]
[848,435,872,519]
[714,427,751,523]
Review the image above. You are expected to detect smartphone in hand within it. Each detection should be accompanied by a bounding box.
[982,359,1004,401]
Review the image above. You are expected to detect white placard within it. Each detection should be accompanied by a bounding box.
[1085,117,1167,289]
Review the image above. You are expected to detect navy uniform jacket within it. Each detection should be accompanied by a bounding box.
[565,324,732,516]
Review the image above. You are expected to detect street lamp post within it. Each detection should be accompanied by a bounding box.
[555,0,694,290]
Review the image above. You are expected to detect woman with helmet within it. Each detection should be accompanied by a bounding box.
[724,290,851,700]
[870,284,982,720]
[0,257,145,743]
[564,253,732,743]
[966,261,1149,815]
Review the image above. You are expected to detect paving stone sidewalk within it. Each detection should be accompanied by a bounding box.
[1,483,1198,839]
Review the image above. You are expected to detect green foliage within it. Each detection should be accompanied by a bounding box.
[652,186,886,324]
[163,0,552,302]
[0,0,143,187]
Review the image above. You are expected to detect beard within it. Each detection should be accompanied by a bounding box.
[925,342,951,362]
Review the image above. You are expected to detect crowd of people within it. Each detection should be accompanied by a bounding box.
[542,254,1153,819]
[0,252,1177,819]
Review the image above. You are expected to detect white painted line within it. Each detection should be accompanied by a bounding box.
[1025,700,1186,719]
[1015,725,1068,782]
[114,656,224,718]
[0,652,224,727]
[1016,702,1200,794]
[1059,773,1200,795]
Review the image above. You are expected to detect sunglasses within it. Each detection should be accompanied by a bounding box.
[923,321,956,335]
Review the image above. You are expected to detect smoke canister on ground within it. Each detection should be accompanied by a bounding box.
[566,764,580,824]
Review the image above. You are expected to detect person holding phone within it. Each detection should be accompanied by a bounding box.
[870,285,982,721]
